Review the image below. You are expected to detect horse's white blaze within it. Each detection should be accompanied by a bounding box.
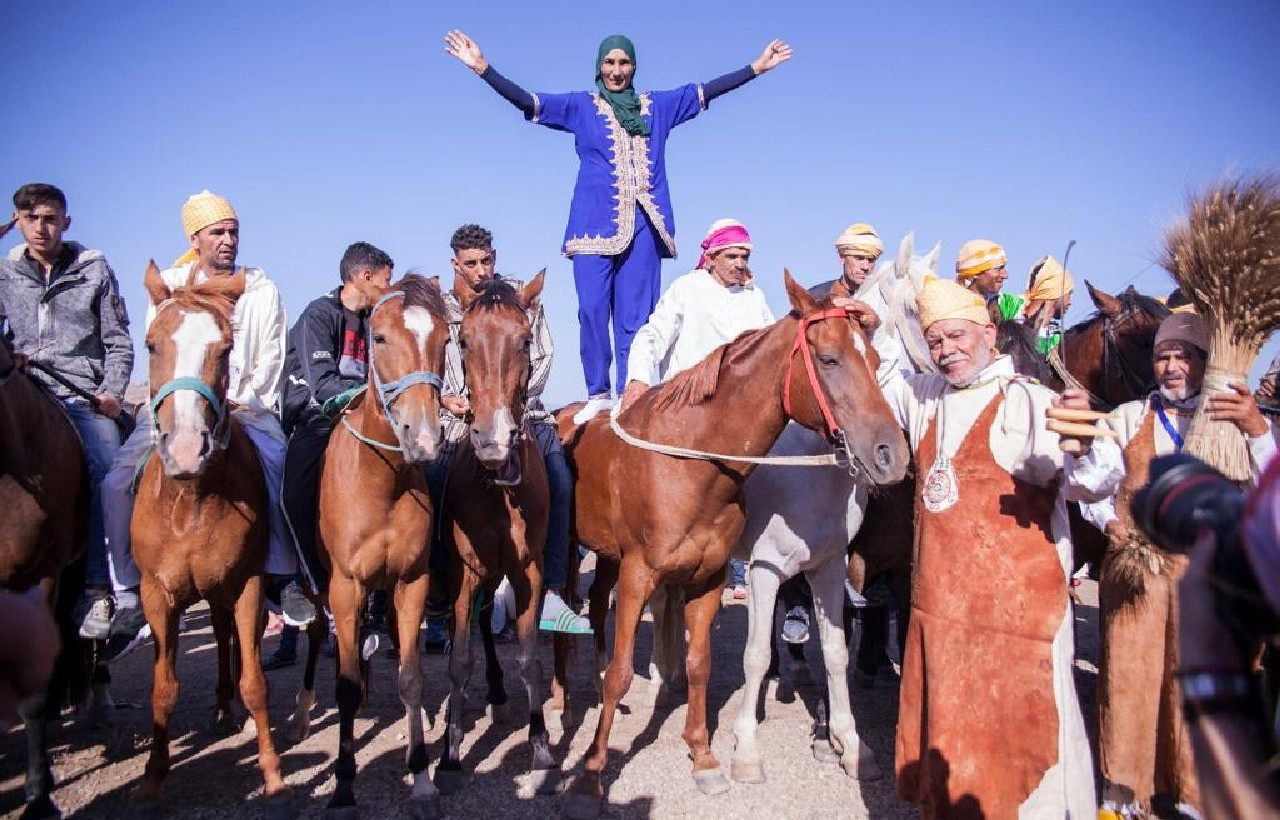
[402,306,434,352]
[169,310,222,431]
[852,329,867,357]
[474,406,517,459]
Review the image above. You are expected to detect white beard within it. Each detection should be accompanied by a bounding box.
[1159,385,1199,405]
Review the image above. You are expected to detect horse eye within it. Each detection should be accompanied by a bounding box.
[818,354,838,367]
[145,342,156,354]
[458,339,468,350]
[373,334,387,345]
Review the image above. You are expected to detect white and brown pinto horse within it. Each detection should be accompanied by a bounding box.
[131,262,292,818]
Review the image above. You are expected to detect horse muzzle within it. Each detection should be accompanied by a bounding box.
[397,419,442,465]
[157,428,214,478]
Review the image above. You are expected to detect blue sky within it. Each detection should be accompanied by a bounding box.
[4,1,1279,403]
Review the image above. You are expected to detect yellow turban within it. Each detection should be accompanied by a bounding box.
[917,276,991,329]
[834,222,883,258]
[955,239,1007,279]
[1025,254,1075,302]
[175,190,237,267]
[1154,312,1208,353]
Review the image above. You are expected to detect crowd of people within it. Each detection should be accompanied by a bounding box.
[2,27,1278,819]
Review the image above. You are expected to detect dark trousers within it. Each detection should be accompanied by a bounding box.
[281,414,333,594]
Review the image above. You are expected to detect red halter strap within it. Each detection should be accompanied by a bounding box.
[782,307,856,441]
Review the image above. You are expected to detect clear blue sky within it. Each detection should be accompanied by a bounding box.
[4,1,1279,404]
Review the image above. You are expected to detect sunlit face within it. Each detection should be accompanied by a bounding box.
[706,246,751,288]
[1154,341,1205,401]
[191,219,239,272]
[16,203,69,258]
[968,264,1008,298]
[839,249,877,288]
[599,49,635,92]
[451,247,496,289]
[926,318,998,387]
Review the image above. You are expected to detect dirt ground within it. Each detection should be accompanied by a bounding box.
[0,578,1101,819]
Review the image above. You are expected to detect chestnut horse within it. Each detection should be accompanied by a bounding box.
[132,262,291,817]
[309,274,449,820]
[0,313,89,819]
[557,272,910,818]
[431,273,561,798]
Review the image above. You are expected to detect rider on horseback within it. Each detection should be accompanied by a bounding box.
[956,238,1022,322]
[1022,254,1075,355]
[0,183,134,640]
[426,224,591,636]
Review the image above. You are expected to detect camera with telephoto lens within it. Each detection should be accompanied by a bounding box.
[1131,452,1279,644]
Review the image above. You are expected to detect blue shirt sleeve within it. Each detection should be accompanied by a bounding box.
[648,84,704,131]
[704,65,756,103]
[528,91,579,131]
[479,65,535,117]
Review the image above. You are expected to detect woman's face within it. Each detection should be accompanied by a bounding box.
[599,49,635,92]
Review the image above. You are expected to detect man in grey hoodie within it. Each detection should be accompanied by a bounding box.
[0,183,134,639]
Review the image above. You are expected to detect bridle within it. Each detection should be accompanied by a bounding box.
[147,302,232,451]
[342,289,444,453]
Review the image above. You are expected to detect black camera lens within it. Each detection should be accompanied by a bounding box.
[1131,453,1244,554]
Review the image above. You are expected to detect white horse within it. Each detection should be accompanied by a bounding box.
[727,232,937,784]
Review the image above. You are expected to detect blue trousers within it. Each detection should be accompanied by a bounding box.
[63,401,122,587]
[572,207,664,397]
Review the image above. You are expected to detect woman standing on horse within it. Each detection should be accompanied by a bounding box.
[444,29,791,424]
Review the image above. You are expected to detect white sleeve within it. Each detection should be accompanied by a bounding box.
[1063,435,1125,503]
[871,327,910,386]
[246,282,288,415]
[626,280,686,386]
[527,304,554,403]
[1078,496,1118,534]
[1249,428,1277,480]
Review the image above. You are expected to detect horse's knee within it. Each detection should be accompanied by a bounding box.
[820,634,850,669]
[684,648,711,689]
[398,665,423,706]
[602,664,634,700]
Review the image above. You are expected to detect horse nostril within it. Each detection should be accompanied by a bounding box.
[875,443,893,469]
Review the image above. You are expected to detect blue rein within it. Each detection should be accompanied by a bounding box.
[362,290,444,450]
[149,375,232,449]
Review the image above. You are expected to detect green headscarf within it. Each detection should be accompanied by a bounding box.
[595,34,649,137]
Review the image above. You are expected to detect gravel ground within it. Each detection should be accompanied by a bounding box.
[0,579,1101,819]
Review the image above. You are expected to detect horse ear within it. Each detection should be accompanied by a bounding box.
[453,271,477,310]
[1086,279,1123,317]
[784,268,820,315]
[894,232,916,280]
[144,259,171,305]
[923,241,941,278]
[520,269,547,309]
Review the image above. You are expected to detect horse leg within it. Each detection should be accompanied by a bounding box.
[287,614,327,744]
[649,585,686,706]
[809,558,880,780]
[434,561,479,796]
[207,605,238,736]
[550,633,571,716]
[233,576,293,817]
[586,555,618,700]
[564,561,658,820]
[476,589,508,722]
[131,586,180,812]
[512,555,559,796]
[731,562,783,784]
[393,576,441,820]
[325,573,365,818]
[18,578,59,820]
[681,573,731,796]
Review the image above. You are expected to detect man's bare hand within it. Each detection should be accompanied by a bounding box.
[619,380,647,415]
[442,395,471,417]
[94,393,122,419]
[1207,382,1268,438]
[831,297,881,334]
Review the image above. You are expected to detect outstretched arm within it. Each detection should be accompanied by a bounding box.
[702,39,793,105]
[445,29,536,116]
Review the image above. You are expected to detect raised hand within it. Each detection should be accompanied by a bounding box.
[1207,381,1268,438]
[444,29,488,75]
[751,39,793,75]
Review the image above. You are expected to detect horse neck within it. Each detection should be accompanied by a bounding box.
[638,316,794,471]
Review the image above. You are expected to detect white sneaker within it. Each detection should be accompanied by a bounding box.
[572,396,614,426]
[78,594,115,640]
[538,590,593,634]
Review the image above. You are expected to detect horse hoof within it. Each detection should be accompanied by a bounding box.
[127,800,163,820]
[410,793,443,820]
[263,792,297,820]
[287,716,312,745]
[432,765,470,796]
[562,791,602,820]
[19,796,61,820]
[729,758,765,784]
[485,700,509,723]
[524,766,562,797]
[207,713,238,737]
[841,747,883,780]
[811,739,840,765]
[692,769,731,796]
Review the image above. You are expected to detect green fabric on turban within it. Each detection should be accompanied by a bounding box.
[594,34,649,137]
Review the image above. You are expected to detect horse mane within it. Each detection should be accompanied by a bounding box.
[650,322,777,413]
[996,319,1055,384]
[397,273,447,319]
[165,282,239,327]
[1068,287,1169,333]
[464,275,524,314]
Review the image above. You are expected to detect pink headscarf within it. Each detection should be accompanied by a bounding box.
[697,219,753,270]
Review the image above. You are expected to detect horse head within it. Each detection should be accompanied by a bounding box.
[143,260,242,478]
[1064,280,1168,407]
[781,270,909,486]
[873,231,939,374]
[365,274,449,464]
[454,271,545,484]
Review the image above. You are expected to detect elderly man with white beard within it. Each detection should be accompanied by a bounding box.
[1081,311,1274,818]
[854,276,1123,818]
